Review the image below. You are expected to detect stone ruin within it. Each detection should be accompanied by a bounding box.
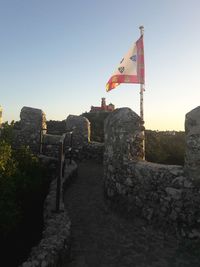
[13,106,47,153]
[10,105,200,237]
[104,107,144,166]
[65,114,90,147]
[104,106,200,237]
[12,107,103,162]
[184,106,200,182]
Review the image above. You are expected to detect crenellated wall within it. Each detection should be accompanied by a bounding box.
[11,108,104,162]
[104,106,200,238]
[8,107,102,266]
[64,114,103,162]
[11,105,200,239]
[41,133,65,158]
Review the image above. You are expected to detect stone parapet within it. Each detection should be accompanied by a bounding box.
[104,108,144,164]
[104,106,200,238]
[20,160,77,267]
[65,115,90,146]
[41,134,64,158]
[184,106,200,182]
[13,107,47,153]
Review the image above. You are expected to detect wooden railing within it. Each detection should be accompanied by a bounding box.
[39,130,73,212]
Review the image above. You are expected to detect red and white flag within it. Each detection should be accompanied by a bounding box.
[106,36,145,92]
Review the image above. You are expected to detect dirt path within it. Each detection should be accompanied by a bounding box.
[63,161,200,267]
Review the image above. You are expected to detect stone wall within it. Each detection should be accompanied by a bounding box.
[184,106,200,182]
[46,120,66,135]
[8,104,200,240]
[82,142,104,162]
[6,106,103,266]
[41,134,65,159]
[104,108,144,164]
[64,115,104,162]
[13,107,47,153]
[20,159,77,267]
[11,107,103,163]
[65,115,90,146]
[104,107,200,237]
[82,111,110,142]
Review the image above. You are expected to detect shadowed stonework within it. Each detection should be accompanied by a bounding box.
[13,106,47,153]
[64,161,200,267]
[104,107,200,237]
[7,105,200,266]
[185,106,200,182]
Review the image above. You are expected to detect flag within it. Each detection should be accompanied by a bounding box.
[106,35,145,92]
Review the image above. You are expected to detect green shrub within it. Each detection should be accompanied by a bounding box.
[0,120,14,144]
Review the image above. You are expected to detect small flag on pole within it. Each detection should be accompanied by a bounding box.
[106,35,145,92]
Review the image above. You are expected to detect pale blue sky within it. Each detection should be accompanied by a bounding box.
[0,0,200,130]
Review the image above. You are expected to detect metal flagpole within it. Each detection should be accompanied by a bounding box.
[139,25,145,160]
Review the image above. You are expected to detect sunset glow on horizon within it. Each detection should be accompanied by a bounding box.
[0,0,200,131]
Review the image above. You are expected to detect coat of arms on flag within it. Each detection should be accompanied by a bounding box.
[106,35,145,92]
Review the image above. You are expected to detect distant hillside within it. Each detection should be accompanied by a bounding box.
[145,130,185,165]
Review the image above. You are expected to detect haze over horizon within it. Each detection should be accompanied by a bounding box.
[1,0,200,131]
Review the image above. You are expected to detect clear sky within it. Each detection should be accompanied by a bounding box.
[0,0,200,130]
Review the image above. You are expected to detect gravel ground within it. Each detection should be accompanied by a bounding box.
[63,160,200,267]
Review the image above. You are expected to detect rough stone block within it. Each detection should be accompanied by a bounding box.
[185,106,200,181]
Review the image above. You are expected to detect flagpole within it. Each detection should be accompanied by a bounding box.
[139,25,145,160]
